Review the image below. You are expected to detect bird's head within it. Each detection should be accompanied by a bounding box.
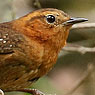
[13,8,88,49]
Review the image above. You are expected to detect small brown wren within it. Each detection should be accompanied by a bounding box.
[0,8,88,95]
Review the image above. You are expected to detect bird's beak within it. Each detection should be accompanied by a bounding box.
[62,17,88,26]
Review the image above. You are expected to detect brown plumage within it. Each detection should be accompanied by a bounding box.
[0,8,87,95]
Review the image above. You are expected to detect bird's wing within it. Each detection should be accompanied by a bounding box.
[0,23,31,65]
[0,24,24,54]
[0,24,35,90]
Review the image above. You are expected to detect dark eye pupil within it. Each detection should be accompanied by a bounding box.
[46,15,55,23]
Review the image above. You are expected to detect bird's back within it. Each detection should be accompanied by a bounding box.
[0,22,37,91]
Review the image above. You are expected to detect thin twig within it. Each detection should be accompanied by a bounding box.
[64,63,94,95]
[63,44,95,54]
[72,23,95,29]
[62,23,95,54]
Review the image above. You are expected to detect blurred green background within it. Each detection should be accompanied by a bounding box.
[0,0,95,95]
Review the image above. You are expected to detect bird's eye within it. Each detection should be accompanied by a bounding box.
[46,15,55,23]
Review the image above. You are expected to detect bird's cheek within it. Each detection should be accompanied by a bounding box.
[52,25,63,33]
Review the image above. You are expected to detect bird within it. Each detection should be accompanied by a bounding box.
[0,8,88,95]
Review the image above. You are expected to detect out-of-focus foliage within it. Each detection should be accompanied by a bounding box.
[0,0,14,22]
